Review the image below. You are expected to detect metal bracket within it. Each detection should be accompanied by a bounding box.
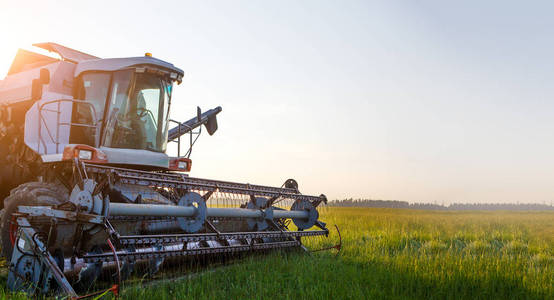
[204,219,221,235]
[17,206,104,224]
[8,217,77,297]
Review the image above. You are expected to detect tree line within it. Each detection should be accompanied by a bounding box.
[328,199,554,211]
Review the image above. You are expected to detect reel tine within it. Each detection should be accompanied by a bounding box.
[307,225,342,257]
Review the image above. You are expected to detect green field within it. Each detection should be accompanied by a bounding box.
[1,207,553,299]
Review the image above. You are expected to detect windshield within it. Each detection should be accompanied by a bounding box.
[102,70,172,152]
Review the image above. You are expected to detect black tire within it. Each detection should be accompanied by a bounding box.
[0,182,67,259]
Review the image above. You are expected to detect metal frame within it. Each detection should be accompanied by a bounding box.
[6,158,331,297]
[8,217,77,297]
[9,204,328,280]
[117,230,328,246]
[168,119,201,158]
[82,240,302,264]
[37,99,98,154]
[85,163,326,204]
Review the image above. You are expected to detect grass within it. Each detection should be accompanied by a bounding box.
[0,207,552,299]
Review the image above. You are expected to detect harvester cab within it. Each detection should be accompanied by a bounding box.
[0,43,337,297]
[3,43,212,169]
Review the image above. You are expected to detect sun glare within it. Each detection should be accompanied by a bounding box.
[0,38,62,78]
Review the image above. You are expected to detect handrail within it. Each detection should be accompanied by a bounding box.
[168,118,199,158]
[37,99,99,154]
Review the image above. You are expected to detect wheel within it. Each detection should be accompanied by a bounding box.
[0,162,29,209]
[0,182,67,259]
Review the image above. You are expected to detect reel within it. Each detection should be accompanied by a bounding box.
[246,197,274,231]
[177,192,207,233]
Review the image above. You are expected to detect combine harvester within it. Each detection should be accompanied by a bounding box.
[0,43,339,297]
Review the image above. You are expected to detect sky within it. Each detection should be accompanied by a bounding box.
[0,0,553,204]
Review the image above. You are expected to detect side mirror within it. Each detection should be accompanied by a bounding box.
[31,68,50,101]
[205,114,218,135]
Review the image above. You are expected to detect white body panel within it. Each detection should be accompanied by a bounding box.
[0,61,74,105]
[100,147,169,168]
[75,57,183,78]
[24,92,73,155]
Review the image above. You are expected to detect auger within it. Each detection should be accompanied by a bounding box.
[0,43,337,297]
